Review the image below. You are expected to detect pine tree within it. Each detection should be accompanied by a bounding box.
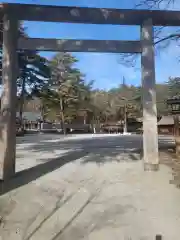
[48,52,91,132]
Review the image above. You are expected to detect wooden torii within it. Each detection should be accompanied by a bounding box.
[0,3,179,179]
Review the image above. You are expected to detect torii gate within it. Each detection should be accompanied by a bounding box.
[0,3,179,179]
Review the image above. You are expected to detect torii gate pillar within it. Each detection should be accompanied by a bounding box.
[0,12,18,179]
[141,18,159,171]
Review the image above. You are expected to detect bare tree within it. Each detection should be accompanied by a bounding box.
[138,0,180,46]
[136,0,175,9]
[120,0,180,66]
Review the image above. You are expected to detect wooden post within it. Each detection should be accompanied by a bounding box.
[141,18,159,171]
[0,12,18,180]
[83,112,87,125]
[174,115,180,158]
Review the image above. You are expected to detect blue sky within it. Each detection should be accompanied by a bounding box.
[4,0,180,89]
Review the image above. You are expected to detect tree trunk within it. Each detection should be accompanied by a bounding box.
[60,98,66,135]
[105,115,107,124]
[123,105,127,134]
[92,116,96,133]
[41,105,46,122]
[174,115,180,159]
[19,77,26,128]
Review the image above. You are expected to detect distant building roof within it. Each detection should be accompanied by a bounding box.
[16,112,41,121]
[158,115,180,126]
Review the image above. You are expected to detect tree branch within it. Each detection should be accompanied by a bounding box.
[135,0,175,9]
[154,33,180,45]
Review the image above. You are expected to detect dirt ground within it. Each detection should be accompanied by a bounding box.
[0,134,180,240]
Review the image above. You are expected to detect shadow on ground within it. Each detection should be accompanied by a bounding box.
[1,136,142,195]
[0,134,178,195]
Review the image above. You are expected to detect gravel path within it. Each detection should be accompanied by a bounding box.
[0,134,179,240]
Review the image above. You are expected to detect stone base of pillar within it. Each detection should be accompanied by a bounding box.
[144,163,159,171]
